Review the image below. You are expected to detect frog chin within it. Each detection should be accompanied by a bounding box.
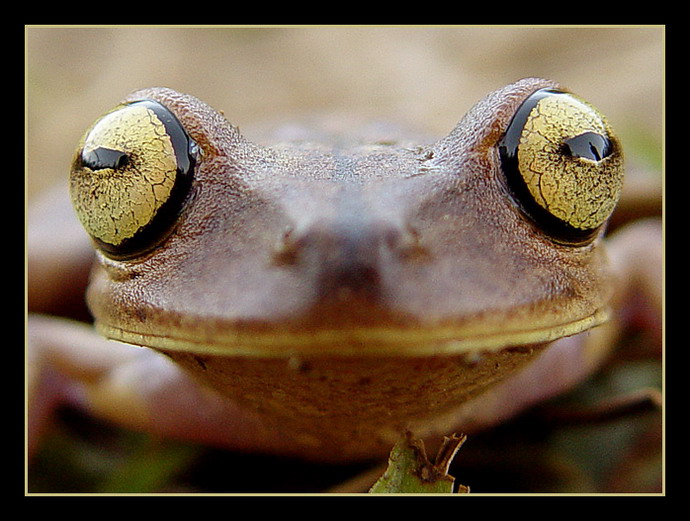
[92,306,611,461]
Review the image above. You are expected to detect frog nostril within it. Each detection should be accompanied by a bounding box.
[393,225,429,261]
[274,222,427,263]
[272,220,427,304]
[272,226,301,266]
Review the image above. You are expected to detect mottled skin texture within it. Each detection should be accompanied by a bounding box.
[28,78,661,464]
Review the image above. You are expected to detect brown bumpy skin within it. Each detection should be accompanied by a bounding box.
[163,344,546,460]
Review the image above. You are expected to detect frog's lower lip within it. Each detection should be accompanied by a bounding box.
[96,307,609,357]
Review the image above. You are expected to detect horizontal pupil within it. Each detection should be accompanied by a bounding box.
[82,147,129,170]
[563,132,611,162]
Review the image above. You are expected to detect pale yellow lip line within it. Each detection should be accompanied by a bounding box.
[96,307,609,357]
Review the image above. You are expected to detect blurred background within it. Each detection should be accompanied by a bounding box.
[26,26,663,494]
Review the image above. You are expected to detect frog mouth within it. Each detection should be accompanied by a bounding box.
[95,306,609,357]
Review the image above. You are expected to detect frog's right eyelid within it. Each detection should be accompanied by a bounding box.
[70,99,197,260]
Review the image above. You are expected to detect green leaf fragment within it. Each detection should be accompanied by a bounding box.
[369,432,469,494]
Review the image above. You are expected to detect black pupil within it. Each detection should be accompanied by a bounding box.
[563,132,611,162]
[82,147,129,170]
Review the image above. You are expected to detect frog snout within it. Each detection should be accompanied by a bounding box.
[273,218,427,308]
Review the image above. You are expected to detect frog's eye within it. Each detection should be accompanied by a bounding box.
[70,99,197,259]
[498,88,623,244]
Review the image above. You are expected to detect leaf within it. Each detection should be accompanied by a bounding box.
[97,435,200,493]
[369,432,469,494]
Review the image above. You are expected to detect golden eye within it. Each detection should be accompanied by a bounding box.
[498,88,623,244]
[70,99,197,258]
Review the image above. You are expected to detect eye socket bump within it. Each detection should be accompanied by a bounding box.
[498,88,624,245]
[70,99,197,259]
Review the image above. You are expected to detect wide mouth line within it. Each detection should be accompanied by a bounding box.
[96,307,609,357]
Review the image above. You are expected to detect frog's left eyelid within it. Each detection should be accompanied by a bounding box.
[497,88,624,245]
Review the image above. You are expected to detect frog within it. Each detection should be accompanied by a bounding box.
[27,77,662,479]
